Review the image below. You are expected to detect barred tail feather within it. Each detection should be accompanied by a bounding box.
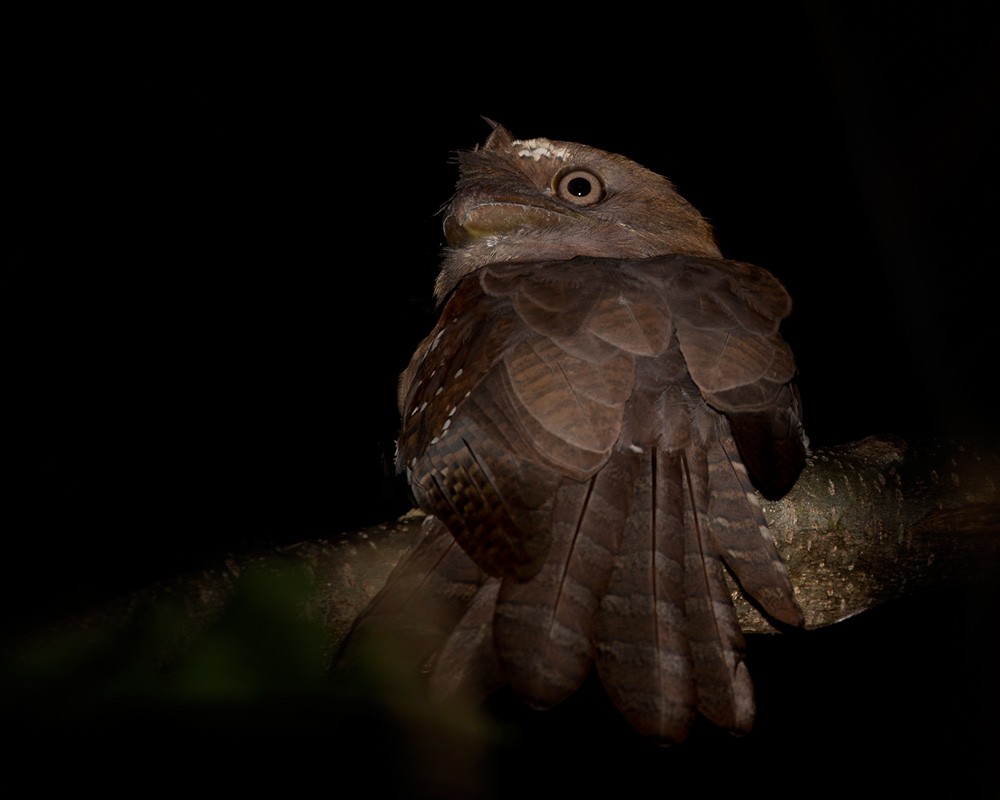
[494,452,634,708]
[429,578,504,701]
[594,450,696,743]
[337,515,487,672]
[680,448,754,732]
[710,432,804,627]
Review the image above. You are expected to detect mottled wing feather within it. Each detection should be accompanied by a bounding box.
[662,256,806,494]
[399,260,669,578]
[664,256,796,404]
[415,414,560,577]
[504,335,633,467]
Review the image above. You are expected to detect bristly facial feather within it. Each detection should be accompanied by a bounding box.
[436,122,721,300]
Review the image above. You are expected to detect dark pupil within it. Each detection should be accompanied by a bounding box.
[567,176,592,197]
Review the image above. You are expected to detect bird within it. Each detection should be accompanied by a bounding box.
[340,121,807,743]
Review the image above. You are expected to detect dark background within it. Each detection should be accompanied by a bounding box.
[8,3,998,791]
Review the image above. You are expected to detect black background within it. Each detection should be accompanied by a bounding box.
[8,3,999,792]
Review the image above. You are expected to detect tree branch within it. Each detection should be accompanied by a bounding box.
[11,436,996,669]
[744,435,999,630]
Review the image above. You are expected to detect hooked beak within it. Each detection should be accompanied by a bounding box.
[444,198,572,247]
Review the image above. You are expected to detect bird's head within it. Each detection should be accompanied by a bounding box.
[436,122,721,299]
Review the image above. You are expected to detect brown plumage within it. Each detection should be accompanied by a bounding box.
[341,122,807,743]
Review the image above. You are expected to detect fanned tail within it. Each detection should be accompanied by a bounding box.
[338,424,802,742]
[593,436,780,741]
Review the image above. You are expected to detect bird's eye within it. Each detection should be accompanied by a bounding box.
[555,168,605,207]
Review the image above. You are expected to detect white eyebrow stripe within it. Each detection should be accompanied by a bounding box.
[512,138,572,161]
